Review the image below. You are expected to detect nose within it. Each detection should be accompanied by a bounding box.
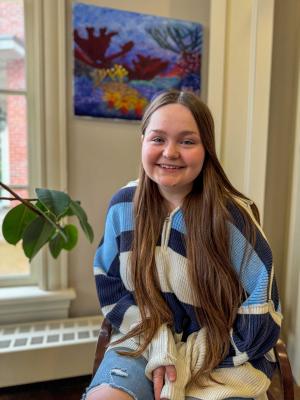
[163,142,179,159]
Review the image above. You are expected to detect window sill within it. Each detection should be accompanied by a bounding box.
[0,286,76,325]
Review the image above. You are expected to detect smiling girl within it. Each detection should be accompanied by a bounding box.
[83,90,282,400]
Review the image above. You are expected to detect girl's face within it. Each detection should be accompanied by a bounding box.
[141,103,205,204]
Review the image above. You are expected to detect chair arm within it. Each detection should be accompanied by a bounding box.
[92,318,112,377]
[274,338,294,400]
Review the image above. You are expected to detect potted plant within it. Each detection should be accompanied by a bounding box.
[0,181,93,261]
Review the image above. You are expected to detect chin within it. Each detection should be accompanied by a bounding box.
[159,182,181,190]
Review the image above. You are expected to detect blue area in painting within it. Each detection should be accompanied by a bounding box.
[73,3,203,120]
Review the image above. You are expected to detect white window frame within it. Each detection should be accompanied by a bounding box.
[0,126,9,197]
[0,1,38,287]
[0,0,75,324]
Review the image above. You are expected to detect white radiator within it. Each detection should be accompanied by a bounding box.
[0,315,102,387]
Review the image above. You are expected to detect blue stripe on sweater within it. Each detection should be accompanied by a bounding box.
[228,202,273,269]
[108,202,134,233]
[94,232,118,273]
[172,210,187,234]
[94,202,134,271]
[106,293,136,329]
[229,224,270,305]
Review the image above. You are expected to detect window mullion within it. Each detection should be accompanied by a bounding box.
[0,89,26,96]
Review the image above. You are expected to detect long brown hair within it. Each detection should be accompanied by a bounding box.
[115,90,259,380]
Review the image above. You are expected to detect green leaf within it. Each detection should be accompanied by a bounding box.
[35,188,71,218]
[31,202,68,241]
[49,233,64,259]
[35,200,48,212]
[2,204,38,245]
[62,224,78,250]
[69,200,94,242]
[80,220,94,243]
[59,200,81,218]
[48,224,78,258]
[22,216,56,260]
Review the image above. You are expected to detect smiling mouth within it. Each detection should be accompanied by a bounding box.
[158,164,184,169]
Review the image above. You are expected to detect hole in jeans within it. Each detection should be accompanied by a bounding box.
[111,368,128,377]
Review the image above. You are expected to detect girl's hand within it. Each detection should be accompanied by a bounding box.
[153,365,176,400]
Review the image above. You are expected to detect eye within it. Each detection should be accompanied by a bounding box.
[151,136,165,143]
[181,139,195,145]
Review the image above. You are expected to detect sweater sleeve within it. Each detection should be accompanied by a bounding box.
[220,201,282,368]
[167,203,282,396]
[93,191,141,335]
[94,189,179,373]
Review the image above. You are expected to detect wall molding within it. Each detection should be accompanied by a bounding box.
[246,0,274,221]
[219,0,274,218]
[42,0,69,291]
[207,0,227,157]
[285,33,300,383]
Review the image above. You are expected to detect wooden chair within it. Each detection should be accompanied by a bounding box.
[93,318,294,400]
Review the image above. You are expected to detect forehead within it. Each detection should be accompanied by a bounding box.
[146,103,199,133]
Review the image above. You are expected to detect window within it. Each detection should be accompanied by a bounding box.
[0,0,74,324]
[0,0,30,281]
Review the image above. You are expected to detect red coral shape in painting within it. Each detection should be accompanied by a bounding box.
[74,27,134,69]
[177,52,201,74]
[127,54,169,80]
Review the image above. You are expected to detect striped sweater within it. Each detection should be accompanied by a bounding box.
[94,181,282,400]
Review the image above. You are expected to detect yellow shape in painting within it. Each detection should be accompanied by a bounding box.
[107,64,128,83]
[102,82,147,115]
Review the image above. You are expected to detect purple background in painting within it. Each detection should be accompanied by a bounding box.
[73,3,202,120]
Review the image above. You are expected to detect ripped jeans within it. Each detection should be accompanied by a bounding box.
[82,347,254,400]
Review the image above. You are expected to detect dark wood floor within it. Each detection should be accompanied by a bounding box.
[0,375,91,400]
[0,373,299,399]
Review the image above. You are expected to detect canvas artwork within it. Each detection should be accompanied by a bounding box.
[73,3,203,120]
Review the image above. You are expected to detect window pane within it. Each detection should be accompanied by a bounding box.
[0,0,26,91]
[0,93,29,277]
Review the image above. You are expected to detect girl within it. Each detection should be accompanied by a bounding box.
[83,90,282,400]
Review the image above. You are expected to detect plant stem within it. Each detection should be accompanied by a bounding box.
[0,181,67,240]
[0,197,37,201]
[0,181,42,216]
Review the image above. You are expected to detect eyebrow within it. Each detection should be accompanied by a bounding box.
[148,129,199,136]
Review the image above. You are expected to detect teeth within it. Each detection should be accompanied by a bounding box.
[160,164,181,169]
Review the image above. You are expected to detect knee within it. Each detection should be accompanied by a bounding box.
[85,385,134,400]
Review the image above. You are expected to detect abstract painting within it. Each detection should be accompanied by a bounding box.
[73,3,203,120]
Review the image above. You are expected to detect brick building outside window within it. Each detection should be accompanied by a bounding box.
[0,0,29,277]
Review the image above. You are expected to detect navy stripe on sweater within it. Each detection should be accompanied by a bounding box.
[109,185,136,207]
